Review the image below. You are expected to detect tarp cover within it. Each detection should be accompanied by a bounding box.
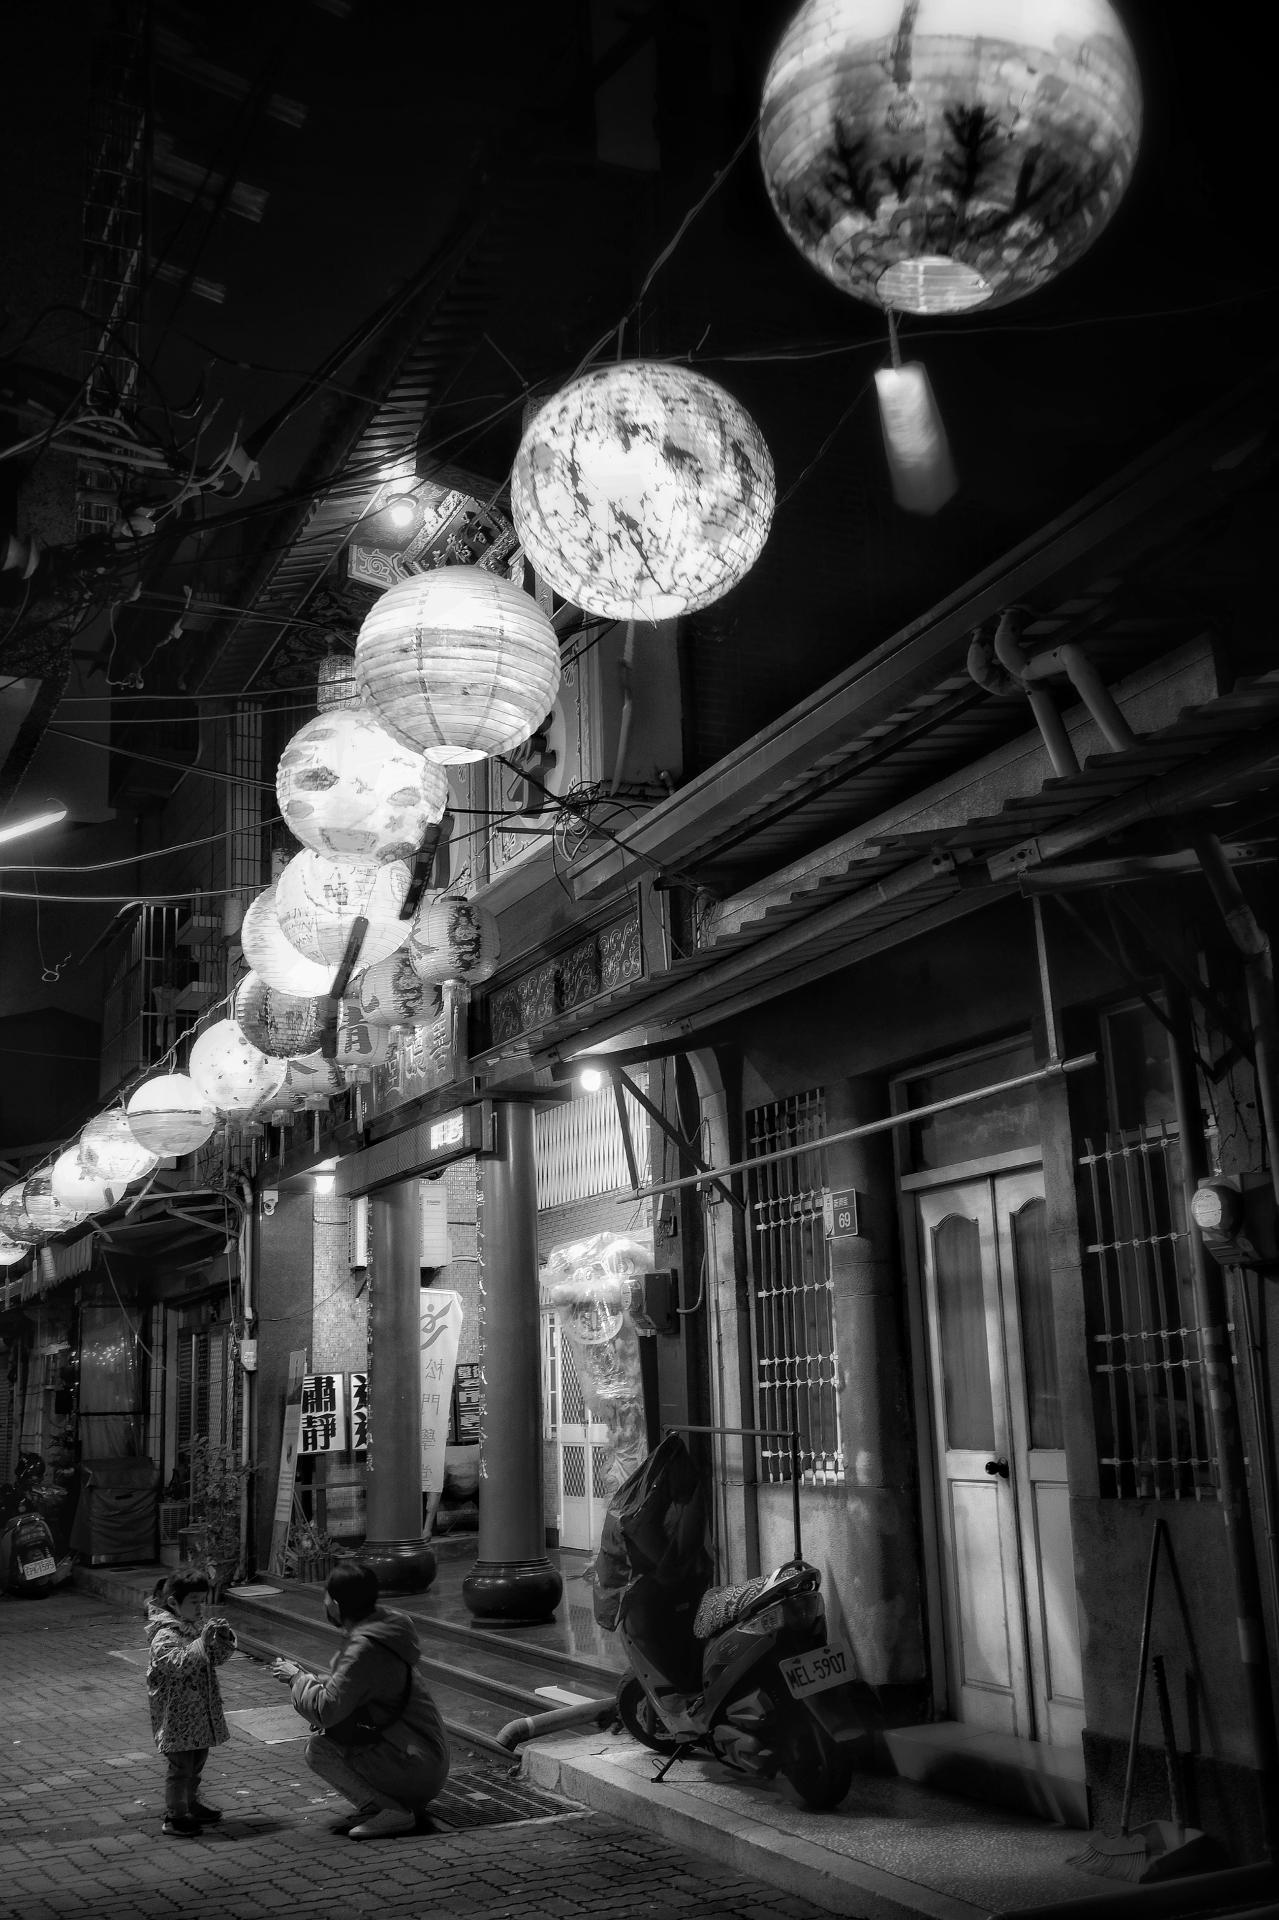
[589,1431,711,1632]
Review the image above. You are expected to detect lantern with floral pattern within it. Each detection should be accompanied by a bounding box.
[276,708,449,864]
[189,1019,290,1117]
[51,1147,124,1216]
[274,850,413,973]
[80,1111,159,1185]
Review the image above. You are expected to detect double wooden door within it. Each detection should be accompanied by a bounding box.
[915,1166,1084,1747]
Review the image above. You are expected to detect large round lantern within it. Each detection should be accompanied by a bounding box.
[0,1183,43,1246]
[285,1051,347,1108]
[355,566,561,765]
[234,971,329,1060]
[407,893,500,986]
[276,708,449,864]
[511,362,775,622]
[80,1110,159,1185]
[51,1147,124,1216]
[0,1232,27,1267]
[23,1168,84,1235]
[275,850,413,972]
[189,1019,289,1117]
[357,951,444,1029]
[334,1020,391,1077]
[125,1074,217,1156]
[759,0,1142,317]
[241,884,338,997]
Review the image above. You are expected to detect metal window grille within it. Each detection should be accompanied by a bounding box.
[745,1090,844,1485]
[1080,1126,1216,1499]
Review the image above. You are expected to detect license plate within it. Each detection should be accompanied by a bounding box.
[21,1556,57,1580]
[779,1643,851,1698]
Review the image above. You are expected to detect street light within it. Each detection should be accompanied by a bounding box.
[0,804,67,846]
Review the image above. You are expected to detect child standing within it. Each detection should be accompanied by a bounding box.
[145,1569,237,1837]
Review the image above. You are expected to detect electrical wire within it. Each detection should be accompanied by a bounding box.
[0,815,284,874]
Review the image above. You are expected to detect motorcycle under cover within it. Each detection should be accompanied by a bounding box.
[590,1432,711,1632]
[69,1456,160,1565]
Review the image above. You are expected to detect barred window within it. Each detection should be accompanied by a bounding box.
[745,1090,843,1486]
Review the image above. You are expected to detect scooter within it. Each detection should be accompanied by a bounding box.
[593,1428,879,1810]
[0,1453,74,1597]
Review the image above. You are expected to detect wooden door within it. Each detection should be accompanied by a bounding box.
[917,1169,1083,1746]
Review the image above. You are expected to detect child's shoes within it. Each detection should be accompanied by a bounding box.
[162,1814,203,1838]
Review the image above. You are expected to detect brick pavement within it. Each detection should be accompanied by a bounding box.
[0,1590,850,1920]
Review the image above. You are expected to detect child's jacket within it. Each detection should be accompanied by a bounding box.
[145,1603,235,1752]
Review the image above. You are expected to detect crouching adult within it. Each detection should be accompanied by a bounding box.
[271,1561,449,1840]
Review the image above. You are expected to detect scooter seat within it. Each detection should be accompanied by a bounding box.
[693,1577,770,1640]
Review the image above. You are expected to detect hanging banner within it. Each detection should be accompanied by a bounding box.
[268,1351,308,1577]
[420,1289,463,1494]
[300,1373,347,1454]
[348,1372,369,1454]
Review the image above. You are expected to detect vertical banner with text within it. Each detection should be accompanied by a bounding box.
[419,1289,463,1494]
[268,1350,308,1577]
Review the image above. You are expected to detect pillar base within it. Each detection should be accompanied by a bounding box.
[462,1556,562,1625]
[358,1537,437,1594]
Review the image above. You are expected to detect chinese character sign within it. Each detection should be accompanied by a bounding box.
[300,1373,347,1454]
[348,1372,369,1454]
[420,1289,463,1494]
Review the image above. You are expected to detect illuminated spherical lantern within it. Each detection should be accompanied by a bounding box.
[357,951,444,1029]
[189,1019,289,1118]
[125,1074,218,1157]
[240,884,338,997]
[759,0,1142,317]
[407,892,500,986]
[511,362,775,622]
[80,1110,159,1185]
[0,1183,43,1246]
[276,709,449,864]
[355,566,561,765]
[0,1232,27,1267]
[234,971,329,1060]
[22,1168,83,1235]
[285,1051,347,1109]
[275,849,413,972]
[51,1147,123,1216]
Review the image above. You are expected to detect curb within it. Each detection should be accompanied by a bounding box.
[524,1733,991,1920]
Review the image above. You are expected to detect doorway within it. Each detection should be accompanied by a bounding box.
[541,1312,608,1553]
[912,1164,1084,1749]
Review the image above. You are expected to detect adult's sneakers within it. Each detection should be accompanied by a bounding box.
[162,1814,203,1838]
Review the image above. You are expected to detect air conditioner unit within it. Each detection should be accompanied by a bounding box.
[348,1195,369,1267]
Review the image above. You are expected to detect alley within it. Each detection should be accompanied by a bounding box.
[0,1590,838,1920]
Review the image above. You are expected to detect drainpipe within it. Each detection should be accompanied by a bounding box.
[1191,835,1279,1209]
[495,1694,618,1750]
[972,612,1080,777]
[235,1172,256,1577]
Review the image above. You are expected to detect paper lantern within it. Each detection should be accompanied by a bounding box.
[189,1019,289,1117]
[511,362,775,622]
[285,1051,347,1109]
[0,1183,43,1246]
[355,566,561,765]
[276,708,449,864]
[51,1147,124,1216]
[125,1074,218,1156]
[357,951,444,1029]
[0,1233,27,1267]
[241,884,339,997]
[234,971,329,1060]
[874,361,957,513]
[22,1168,84,1235]
[80,1110,159,1185]
[407,893,500,986]
[334,1020,391,1075]
[759,0,1142,316]
[275,850,413,972]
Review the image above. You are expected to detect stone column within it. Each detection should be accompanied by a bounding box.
[462,1101,562,1624]
[362,1178,436,1593]
[824,1076,924,1684]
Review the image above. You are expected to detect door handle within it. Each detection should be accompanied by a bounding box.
[984,1458,1010,1478]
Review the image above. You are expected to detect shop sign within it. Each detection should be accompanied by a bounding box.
[420,1289,463,1494]
[300,1373,347,1453]
[348,1372,369,1454]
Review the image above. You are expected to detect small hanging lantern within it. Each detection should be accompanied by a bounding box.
[234,971,330,1059]
[22,1168,84,1235]
[874,356,957,514]
[316,649,361,712]
[125,1073,218,1156]
[355,565,562,765]
[407,892,501,986]
[274,849,413,972]
[334,1019,392,1078]
[285,1051,347,1108]
[357,951,444,1029]
[276,708,449,864]
[189,1019,290,1117]
[51,1147,124,1216]
[511,361,775,622]
[80,1111,159,1185]
[241,884,339,997]
[0,1183,43,1246]
[0,1232,26,1267]
[759,0,1142,317]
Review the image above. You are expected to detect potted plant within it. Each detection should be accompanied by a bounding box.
[180,1435,253,1597]
[284,1513,341,1584]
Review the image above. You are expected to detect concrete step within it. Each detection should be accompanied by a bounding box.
[883,1723,1089,1830]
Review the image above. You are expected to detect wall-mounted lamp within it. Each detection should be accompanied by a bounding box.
[311,1156,339,1197]
[578,1066,605,1093]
